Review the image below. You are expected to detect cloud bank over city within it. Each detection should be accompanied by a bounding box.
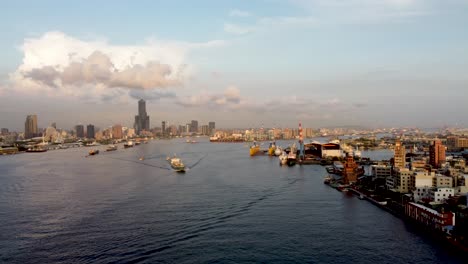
[0,0,467,130]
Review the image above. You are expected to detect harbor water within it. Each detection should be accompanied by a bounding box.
[0,138,464,263]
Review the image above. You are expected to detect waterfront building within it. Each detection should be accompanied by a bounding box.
[112,124,123,139]
[134,99,150,135]
[75,125,85,138]
[371,165,392,178]
[87,124,95,139]
[126,128,136,138]
[321,143,342,158]
[393,138,406,169]
[405,202,454,231]
[429,139,446,169]
[430,187,454,203]
[190,120,198,133]
[413,187,432,203]
[305,128,313,138]
[208,122,215,135]
[395,168,415,193]
[161,121,166,137]
[24,115,38,139]
[201,125,209,136]
[342,155,358,185]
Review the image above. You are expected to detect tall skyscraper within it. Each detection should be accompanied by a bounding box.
[134,99,150,135]
[190,120,198,133]
[430,139,446,169]
[51,122,57,129]
[393,138,406,169]
[1,128,9,135]
[87,124,95,139]
[201,125,209,135]
[208,121,215,135]
[24,115,38,139]
[112,124,123,139]
[161,121,166,137]
[75,125,85,138]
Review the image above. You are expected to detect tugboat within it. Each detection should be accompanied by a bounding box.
[249,141,260,156]
[106,145,117,151]
[167,155,186,172]
[88,149,99,155]
[286,143,297,166]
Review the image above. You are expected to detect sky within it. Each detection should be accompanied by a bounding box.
[1,0,468,131]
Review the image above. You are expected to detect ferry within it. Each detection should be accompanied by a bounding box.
[106,145,117,151]
[167,155,186,172]
[249,142,260,156]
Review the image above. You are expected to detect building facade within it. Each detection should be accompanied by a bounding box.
[208,122,215,135]
[429,139,446,169]
[394,138,406,169]
[75,125,85,138]
[134,99,150,135]
[25,115,38,139]
[405,202,454,231]
[112,124,123,139]
[86,124,95,139]
[190,120,198,133]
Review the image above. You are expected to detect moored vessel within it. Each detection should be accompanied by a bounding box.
[249,142,260,156]
[106,145,117,151]
[89,149,99,155]
[279,151,288,165]
[124,141,134,148]
[287,143,297,166]
[26,146,48,153]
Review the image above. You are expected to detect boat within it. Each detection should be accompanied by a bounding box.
[249,142,260,156]
[279,151,288,165]
[274,147,282,156]
[323,175,332,184]
[139,156,144,161]
[268,142,276,156]
[26,146,47,153]
[124,141,134,148]
[209,136,219,142]
[106,145,117,151]
[353,147,362,158]
[167,155,186,172]
[89,149,99,155]
[135,141,141,145]
[359,194,365,200]
[287,143,297,166]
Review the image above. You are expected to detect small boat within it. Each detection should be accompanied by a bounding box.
[124,141,134,148]
[287,143,297,166]
[106,145,117,151]
[323,175,332,184]
[167,155,186,172]
[89,149,99,155]
[279,151,288,166]
[359,194,365,200]
[135,141,141,145]
[249,142,260,156]
[274,147,282,156]
[139,156,144,161]
[268,142,276,156]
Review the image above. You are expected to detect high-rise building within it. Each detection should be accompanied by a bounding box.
[24,115,38,139]
[87,124,95,139]
[1,128,9,135]
[134,99,150,135]
[75,125,85,138]
[430,139,446,169]
[393,138,406,169]
[51,122,56,129]
[112,124,123,139]
[161,121,166,137]
[201,125,209,135]
[190,120,198,133]
[208,121,215,135]
[342,155,358,185]
[185,123,191,133]
[178,125,185,135]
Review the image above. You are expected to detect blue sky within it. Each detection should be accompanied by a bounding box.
[1,0,468,130]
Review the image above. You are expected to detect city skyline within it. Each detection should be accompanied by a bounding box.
[1,1,468,130]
